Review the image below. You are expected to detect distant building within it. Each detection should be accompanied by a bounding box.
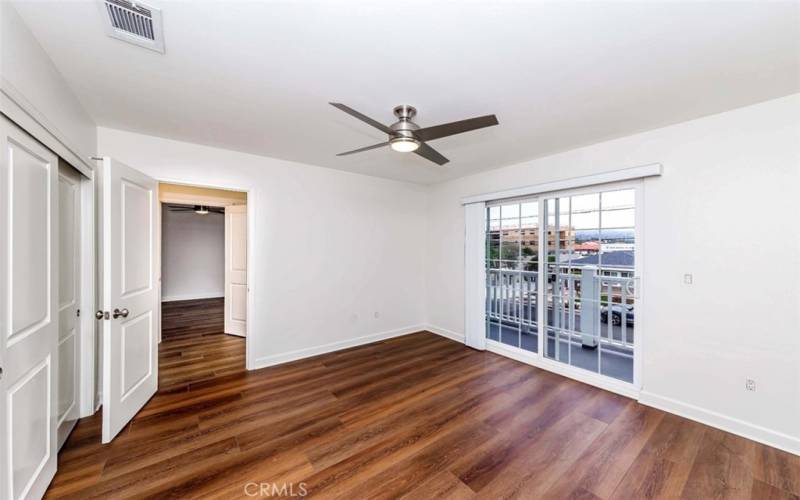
[488,225,576,251]
[574,241,600,254]
[569,251,635,278]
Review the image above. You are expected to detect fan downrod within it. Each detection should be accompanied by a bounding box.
[393,105,417,121]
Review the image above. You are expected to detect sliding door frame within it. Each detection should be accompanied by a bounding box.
[484,178,644,399]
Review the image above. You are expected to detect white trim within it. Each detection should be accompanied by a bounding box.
[464,202,487,350]
[1,82,94,176]
[639,391,800,456]
[161,293,224,303]
[78,171,97,417]
[461,163,662,205]
[252,325,427,369]
[160,192,245,207]
[486,339,640,399]
[425,325,466,343]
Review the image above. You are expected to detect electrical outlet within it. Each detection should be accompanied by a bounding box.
[683,274,693,285]
[745,379,756,392]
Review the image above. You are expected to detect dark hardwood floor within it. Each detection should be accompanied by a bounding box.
[47,298,799,499]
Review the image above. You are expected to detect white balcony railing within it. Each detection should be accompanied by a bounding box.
[486,267,635,351]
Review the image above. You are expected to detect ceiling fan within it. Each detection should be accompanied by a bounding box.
[166,204,224,215]
[330,103,498,165]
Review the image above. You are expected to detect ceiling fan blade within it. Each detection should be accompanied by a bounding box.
[415,142,449,165]
[336,142,390,156]
[415,114,498,142]
[330,103,396,136]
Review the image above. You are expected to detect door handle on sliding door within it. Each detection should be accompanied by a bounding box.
[113,308,129,319]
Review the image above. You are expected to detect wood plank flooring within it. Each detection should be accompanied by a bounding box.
[47,298,799,499]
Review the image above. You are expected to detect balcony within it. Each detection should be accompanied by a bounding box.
[486,267,635,383]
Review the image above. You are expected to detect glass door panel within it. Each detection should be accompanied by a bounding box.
[486,199,539,353]
[543,188,637,383]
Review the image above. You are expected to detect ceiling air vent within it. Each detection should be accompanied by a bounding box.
[99,0,165,53]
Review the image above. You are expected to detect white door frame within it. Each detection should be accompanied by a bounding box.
[155,178,255,370]
[77,170,97,418]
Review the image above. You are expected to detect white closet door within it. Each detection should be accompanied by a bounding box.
[0,117,59,500]
[464,202,487,350]
[224,205,247,337]
[56,162,81,449]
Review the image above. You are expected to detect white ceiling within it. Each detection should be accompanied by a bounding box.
[12,1,800,184]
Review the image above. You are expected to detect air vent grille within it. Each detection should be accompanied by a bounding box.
[105,0,154,40]
[99,0,165,53]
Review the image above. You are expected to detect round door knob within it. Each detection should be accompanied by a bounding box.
[113,308,129,319]
[95,310,105,320]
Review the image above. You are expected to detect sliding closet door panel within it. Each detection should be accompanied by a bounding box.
[57,162,82,447]
[0,117,59,500]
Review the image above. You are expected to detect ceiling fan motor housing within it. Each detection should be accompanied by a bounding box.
[390,105,420,141]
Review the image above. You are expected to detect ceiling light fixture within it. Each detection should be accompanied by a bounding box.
[389,137,420,153]
[195,205,209,215]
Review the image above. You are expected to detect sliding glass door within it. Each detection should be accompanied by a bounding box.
[485,183,641,387]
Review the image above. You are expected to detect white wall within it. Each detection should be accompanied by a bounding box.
[161,207,225,302]
[98,127,428,367]
[426,94,800,453]
[0,2,96,164]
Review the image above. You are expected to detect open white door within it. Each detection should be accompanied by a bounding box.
[99,157,158,443]
[0,117,59,500]
[224,204,247,337]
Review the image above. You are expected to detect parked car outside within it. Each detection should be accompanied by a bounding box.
[600,304,634,326]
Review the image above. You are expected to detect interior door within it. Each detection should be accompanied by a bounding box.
[99,157,158,443]
[0,117,59,500]
[57,161,82,449]
[224,204,247,337]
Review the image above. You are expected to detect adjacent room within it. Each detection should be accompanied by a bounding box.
[158,182,249,389]
[1,1,798,499]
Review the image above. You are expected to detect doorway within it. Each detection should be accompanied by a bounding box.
[485,181,642,389]
[158,183,248,389]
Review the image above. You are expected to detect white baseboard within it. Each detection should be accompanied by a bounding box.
[252,324,427,369]
[425,325,465,343]
[639,391,800,456]
[162,293,224,302]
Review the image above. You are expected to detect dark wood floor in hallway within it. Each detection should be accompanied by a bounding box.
[47,298,799,499]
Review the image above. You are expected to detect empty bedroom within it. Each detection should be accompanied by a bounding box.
[0,1,798,499]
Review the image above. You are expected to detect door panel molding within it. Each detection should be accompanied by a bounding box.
[119,311,153,401]
[8,356,52,500]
